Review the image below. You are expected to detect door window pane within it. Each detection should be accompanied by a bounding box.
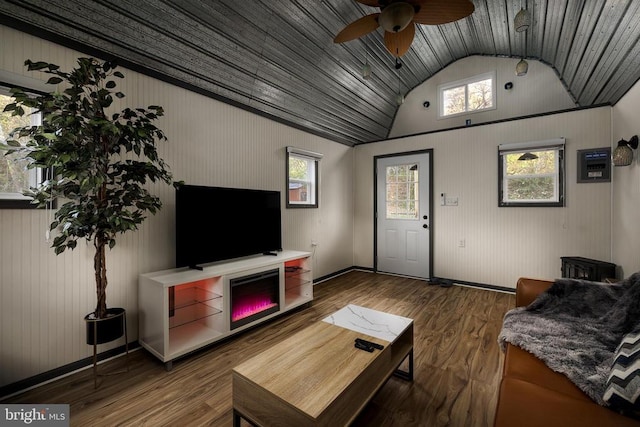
[386,164,418,219]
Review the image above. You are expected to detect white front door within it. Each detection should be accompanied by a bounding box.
[375,152,431,279]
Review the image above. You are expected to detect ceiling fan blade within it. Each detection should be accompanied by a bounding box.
[334,13,381,43]
[384,23,415,57]
[413,0,475,25]
[355,0,381,6]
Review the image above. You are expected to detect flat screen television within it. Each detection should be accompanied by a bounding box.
[175,184,282,268]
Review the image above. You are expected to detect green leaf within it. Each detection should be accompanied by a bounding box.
[27,61,50,71]
[53,235,66,247]
[47,77,63,85]
[10,57,175,276]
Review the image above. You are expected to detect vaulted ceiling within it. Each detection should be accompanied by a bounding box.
[1,0,640,146]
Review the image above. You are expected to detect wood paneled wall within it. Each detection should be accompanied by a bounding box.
[0,25,354,388]
[612,79,640,278]
[3,21,633,392]
[354,106,613,288]
[390,56,577,138]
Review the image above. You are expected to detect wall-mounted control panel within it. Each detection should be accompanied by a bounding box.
[577,147,611,183]
[440,193,458,206]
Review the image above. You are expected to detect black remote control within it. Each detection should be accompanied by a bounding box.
[355,338,384,351]
[354,341,374,352]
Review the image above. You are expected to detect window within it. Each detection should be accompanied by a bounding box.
[286,147,322,208]
[0,84,45,209]
[439,72,496,118]
[385,164,418,219]
[498,138,565,207]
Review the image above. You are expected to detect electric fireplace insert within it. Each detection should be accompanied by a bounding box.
[230,269,280,330]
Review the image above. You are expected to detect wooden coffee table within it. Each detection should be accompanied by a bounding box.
[232,304,413,426]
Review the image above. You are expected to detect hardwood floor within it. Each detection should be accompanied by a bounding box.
[2,271,515,426]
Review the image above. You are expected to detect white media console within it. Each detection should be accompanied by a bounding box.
[138,250,312,369]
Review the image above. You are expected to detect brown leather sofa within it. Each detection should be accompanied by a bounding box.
[494,277,640,427]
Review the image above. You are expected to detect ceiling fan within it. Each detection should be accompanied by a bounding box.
[334,0,475,58]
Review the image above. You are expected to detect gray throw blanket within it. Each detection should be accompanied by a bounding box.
[498,272,640,405]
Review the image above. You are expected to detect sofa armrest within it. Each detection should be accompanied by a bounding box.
[516,278,553,307]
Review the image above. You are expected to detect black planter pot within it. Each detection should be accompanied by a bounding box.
[84,307,126,345]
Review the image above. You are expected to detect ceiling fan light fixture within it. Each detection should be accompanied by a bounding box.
[514,8,531,32]
[379,2,415,33]
[396,92,405,105]
[515,58,529,76]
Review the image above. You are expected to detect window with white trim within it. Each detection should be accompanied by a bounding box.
[498,138,565,207]
[286,147,322,208]
[438,72,496,118]
[0,84,45,209]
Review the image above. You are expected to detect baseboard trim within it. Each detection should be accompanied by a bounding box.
[1,268,512,399]
[0,342,139,400]
[313,266,373,284]
[433,276,515,294]
[315,268,515,294]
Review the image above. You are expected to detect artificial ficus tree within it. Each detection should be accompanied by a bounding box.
[2,58,179,318]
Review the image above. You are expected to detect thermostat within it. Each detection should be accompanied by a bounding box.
[577,147,611,183]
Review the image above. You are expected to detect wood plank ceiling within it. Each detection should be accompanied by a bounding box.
[1,0,640,146]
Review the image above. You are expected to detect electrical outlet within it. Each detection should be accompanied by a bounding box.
[458,239,465,248]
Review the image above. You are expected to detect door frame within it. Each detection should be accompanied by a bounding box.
[373,149,434,278]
